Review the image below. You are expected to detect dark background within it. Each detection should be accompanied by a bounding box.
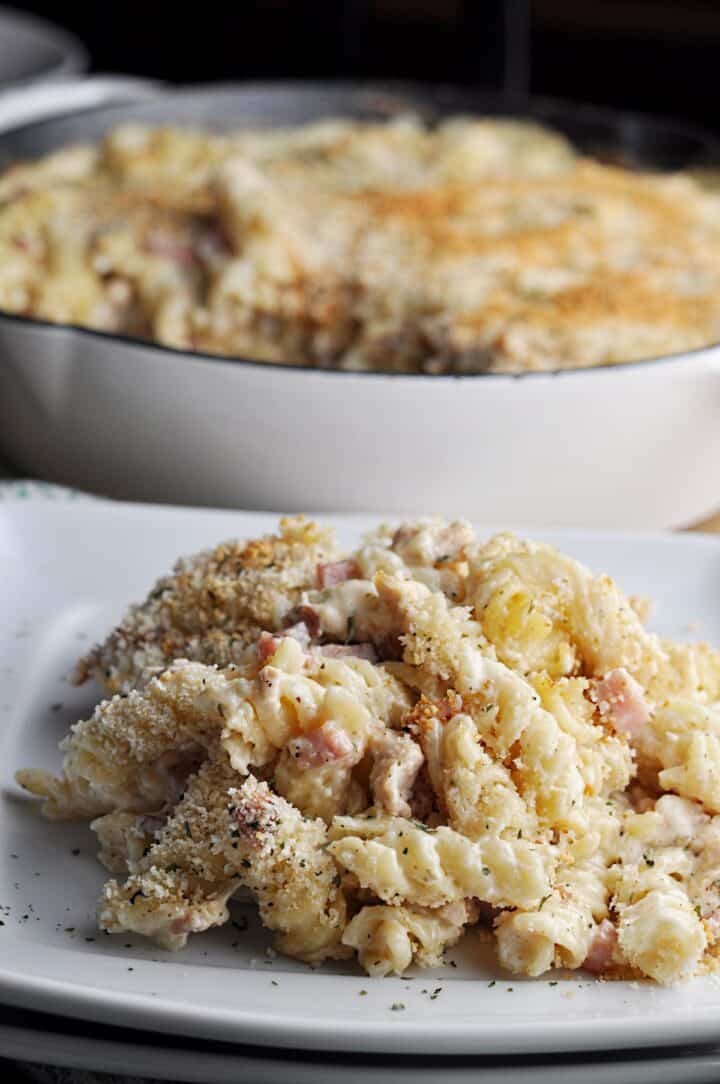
[9,0,720,133]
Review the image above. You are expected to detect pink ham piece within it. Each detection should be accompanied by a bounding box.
[282,604,321,639]
[590,668,651,739]
[316,560,360,589]
[289,722,354,769]
[583,919,618,974]
[256,632,280,665]
[320,643,377,662]
[170,911,194,936]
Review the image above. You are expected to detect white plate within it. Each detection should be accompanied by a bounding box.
[4,1008,720,1084]
[2,498,720,1057]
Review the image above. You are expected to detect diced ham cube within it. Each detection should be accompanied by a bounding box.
[590,668,651,739]
[256,632,280,665]
[170,911,194,936]
[583,919,618,974]
[320,642,377,662]
[316,560,360,589]
[289,722,355,769]
[282,604,321,640]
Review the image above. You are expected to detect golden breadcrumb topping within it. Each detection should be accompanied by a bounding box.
[72,516,338,693]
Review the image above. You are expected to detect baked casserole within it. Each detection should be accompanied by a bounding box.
[2,115,720,373]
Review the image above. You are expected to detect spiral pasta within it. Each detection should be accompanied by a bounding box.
[329,814,552,910]
[342,901,478,976]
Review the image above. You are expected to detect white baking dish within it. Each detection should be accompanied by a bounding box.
[0,83,718,527]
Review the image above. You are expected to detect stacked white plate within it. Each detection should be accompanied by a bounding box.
[3,1002,720,1084]
[2,489,720,1081]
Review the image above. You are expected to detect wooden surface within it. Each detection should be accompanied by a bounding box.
[690,510,720,534]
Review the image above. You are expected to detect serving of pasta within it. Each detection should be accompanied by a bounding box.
[16,517,720,985]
